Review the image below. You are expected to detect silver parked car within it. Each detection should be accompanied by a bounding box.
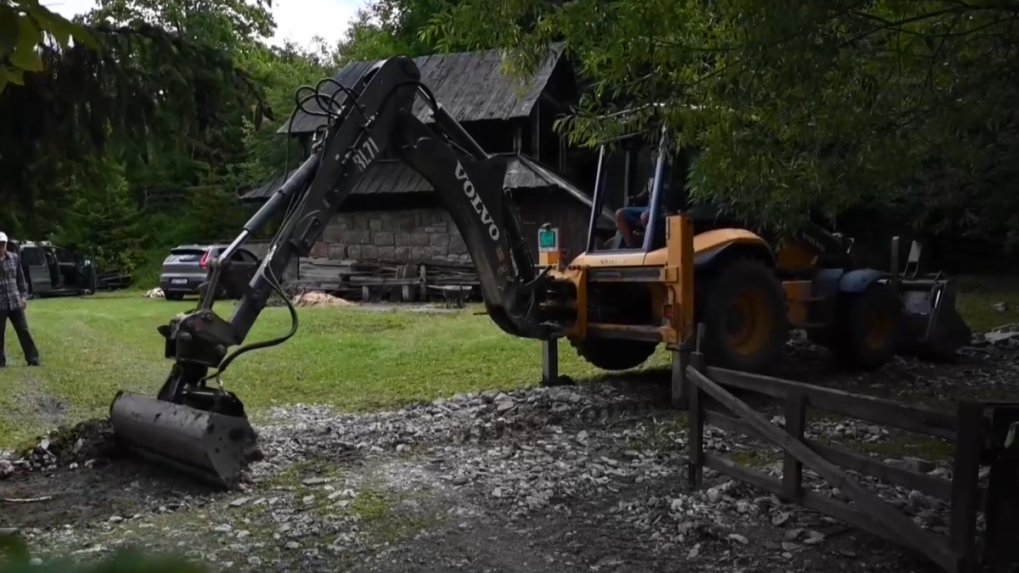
[158,244,260,301]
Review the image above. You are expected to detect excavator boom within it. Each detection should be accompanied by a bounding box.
[109,56,552,487]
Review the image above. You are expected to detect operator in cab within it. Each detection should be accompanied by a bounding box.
[615,177,654,247]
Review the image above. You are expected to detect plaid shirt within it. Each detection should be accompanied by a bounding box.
[0,252,27,310]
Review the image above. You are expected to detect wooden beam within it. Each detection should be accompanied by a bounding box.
[782,393,807,502]
[688,367,958,572]
[704,453,912,547]
[533,102,541,160]
[706,366,957,440]
[539,91,565,110]
[703,410,955,501]
[688,352,705,490]
[947,401,985,572]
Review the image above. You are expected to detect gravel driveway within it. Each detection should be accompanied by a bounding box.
[3,332,1019,573]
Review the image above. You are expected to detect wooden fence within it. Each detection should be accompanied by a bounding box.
[683,329,1019,573]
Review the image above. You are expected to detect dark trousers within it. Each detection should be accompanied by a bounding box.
[0,307,39,365]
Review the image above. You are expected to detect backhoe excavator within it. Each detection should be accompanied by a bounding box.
[108,55,969,489]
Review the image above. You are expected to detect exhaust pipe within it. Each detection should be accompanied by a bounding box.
[109,391,262,489]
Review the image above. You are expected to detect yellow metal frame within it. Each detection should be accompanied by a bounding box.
[544,213,773,349]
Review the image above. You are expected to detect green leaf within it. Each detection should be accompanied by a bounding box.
[15,13,43,50]
[25,2,96,49]
[9,46,43,73]
[1006,422,1018,449]
[5,67,25,86]
[9,15,45,72]
[0,4,18,58]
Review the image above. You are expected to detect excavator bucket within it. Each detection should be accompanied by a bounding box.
[892,238,972,360]
[109,391,260,489]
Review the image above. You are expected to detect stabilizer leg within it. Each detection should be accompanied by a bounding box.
[541,338,573,386]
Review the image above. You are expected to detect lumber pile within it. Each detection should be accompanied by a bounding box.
[286,257,480,303]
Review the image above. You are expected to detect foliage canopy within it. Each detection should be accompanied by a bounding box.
[0,0,334,277]
[426,0,1019,243]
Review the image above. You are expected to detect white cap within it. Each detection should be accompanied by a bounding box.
[0,232,7,242]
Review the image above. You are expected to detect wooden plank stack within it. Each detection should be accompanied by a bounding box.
[287,257,480,303]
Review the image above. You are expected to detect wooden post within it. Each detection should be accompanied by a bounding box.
[948,401,984,572]
[418,264,427,301]
[976,403,1019,573]
[541,338,559,386]
[687,324,706,490]
[671,348,689,409]
[782,392,807,502]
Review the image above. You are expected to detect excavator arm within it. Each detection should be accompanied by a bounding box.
[108,56,553,487]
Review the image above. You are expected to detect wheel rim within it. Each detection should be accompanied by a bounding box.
[724,289,772,356]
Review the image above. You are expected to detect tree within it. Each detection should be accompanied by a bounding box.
[334,0,476,66]
[233,40,334,193]
[426,0,1019,242]
[0,0,97,95]
[86,0,275,48]
[0,3,270,223]
[0,0,287,282]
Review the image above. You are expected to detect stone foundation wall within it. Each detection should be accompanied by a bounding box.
[314,208,471,264]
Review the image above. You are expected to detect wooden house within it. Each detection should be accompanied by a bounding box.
[242,48,616,276]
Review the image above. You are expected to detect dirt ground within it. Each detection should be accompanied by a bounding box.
[2,336,1018,572]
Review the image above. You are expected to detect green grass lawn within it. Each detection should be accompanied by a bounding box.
[953,275,1019,333]
[0,294,669,448]
[0,275,1016,449]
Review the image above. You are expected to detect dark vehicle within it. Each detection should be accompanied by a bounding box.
[159,244,260,301]
[8,240,97,298]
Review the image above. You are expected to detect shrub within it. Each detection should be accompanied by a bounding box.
[0,534,209,573]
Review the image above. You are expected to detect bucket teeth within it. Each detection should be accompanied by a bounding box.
[109,391,260,489]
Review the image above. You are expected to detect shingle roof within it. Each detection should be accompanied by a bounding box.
[240,154,556,202]
[239,152,616,226]
[277,46,565,135]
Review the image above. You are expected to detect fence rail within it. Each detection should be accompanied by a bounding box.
[682,327,1018,573]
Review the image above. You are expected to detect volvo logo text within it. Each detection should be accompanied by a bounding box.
[455,161,500,241]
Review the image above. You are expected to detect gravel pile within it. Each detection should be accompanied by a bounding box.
[237,380,962,559]
[1,419,116,479]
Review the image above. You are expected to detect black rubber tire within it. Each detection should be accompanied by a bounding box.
[698,258,789,374]
[571,338,658,371]
[164,292,185,301]
[827,284,902,371]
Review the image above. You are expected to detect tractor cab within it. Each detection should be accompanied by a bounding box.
[573,128,749,257]
[580,128,689,254]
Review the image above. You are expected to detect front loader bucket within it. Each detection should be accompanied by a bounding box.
[109,391,261,489]
[897,277,972,360]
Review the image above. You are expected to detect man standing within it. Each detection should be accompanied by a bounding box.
[0,232,41,367]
